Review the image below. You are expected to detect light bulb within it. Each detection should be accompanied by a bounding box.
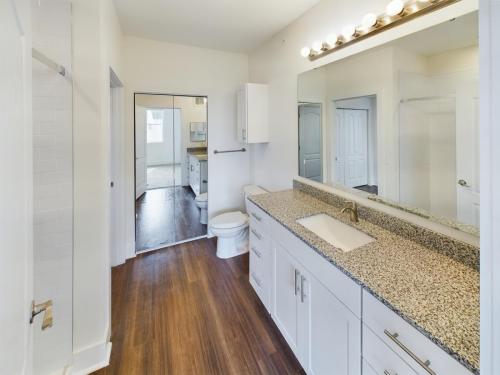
[362,13,378,30]
[300,46,311,57]
[311,40,323,53]
[325,33,338,47]
[342,24,357,40]
[386,0,404,16]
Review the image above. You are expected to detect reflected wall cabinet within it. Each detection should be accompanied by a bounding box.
[237,83,269,144]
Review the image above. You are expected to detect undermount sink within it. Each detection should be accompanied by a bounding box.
[296,213,375,252]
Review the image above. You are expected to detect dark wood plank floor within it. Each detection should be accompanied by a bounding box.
[93,238,305,375]
[135,187,207,251]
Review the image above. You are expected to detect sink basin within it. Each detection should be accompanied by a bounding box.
[296,214,375,252]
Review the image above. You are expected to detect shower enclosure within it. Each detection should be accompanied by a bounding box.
[32,0,73,373]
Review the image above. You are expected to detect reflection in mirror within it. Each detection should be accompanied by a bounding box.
[297,11,479,232]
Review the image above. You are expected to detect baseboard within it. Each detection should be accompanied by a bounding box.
[71,341,112,375]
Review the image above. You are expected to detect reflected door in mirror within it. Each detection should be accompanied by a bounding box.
[299,104,322,182]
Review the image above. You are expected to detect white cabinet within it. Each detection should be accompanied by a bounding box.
[188,155,207,195]
[363,291,473,375]
[273,243,304,355]
[304,275,361,375]
[247,202,471,375]
[237,83,268,144]
[273,242,361,374]
[248,206,272,312]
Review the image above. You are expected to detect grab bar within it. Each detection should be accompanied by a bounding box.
[213,148,246,154]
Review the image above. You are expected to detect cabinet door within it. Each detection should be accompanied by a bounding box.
[236,87,247,143]
[303,275,361,375]
[273,244,300,354]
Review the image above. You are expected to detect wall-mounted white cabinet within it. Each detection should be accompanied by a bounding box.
[237,83,269,144]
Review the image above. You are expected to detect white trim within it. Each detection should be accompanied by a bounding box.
[136,235,208,255]
[479,0,500,374]
[109,68,127,267]
[70,342,112,375]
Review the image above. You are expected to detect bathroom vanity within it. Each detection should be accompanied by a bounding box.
[188,152,208,195]
[246,182,478,375]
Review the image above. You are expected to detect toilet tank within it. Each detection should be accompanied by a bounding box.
[243,185,267,210]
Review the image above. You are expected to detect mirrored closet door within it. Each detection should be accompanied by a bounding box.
[134,94,208,252]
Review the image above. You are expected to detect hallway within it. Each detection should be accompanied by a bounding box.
[93,239,304,375]
[135,187,207,251]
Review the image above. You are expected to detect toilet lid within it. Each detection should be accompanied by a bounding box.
[211,211,248,229]
[195,192,208,202]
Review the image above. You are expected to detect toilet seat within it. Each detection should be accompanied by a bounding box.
[211,211,248,229]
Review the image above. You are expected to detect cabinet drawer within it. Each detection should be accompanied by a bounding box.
[246,200,270,228]
[249,265,269,311]
[363,291,473,375]
[249,229,271,312]
[363,323,418,375]
[249,224,269,251]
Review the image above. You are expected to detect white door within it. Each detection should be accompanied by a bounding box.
[456,83,480,227]
[336,109,369,188]
[1,1,33,373]
[303,275,361,375]
[299,104,322,182]
[273,244,300,354]
[135,106,147,198]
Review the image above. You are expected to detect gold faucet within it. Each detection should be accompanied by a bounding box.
[341,201,359,223]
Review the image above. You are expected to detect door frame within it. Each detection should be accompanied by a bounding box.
[133,92,209,253]
[298,102,323,182]
[109,68,125,267]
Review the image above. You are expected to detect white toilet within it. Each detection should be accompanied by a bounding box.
[195,192,208,224]
[210,185,267,259]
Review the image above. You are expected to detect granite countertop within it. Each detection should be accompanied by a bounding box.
[188,152,207,161]
[249,189,479,374]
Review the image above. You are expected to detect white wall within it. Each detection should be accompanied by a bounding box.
[0,0,33,374]
[123,36,249,257]
[248,0,477,193]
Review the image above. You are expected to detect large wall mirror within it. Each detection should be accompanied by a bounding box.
[298,11,479,233]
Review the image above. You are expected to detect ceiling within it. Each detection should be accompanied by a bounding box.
[113,0,321,53]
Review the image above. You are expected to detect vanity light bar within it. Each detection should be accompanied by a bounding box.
[302,0,461,61]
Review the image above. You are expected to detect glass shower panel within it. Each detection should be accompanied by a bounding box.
[172,96,208,243]
[32,0,73,373]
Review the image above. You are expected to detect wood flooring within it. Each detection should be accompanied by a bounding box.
[93,238,305,375]
[135,187,207,252]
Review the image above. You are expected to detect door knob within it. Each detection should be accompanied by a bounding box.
[30,300,53,330]
[458,179,469,187]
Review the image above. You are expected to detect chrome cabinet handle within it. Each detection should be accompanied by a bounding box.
[384,330,436,375]
[458,179,470,187]
[384,371,397,375]
[251,272,262,287]
[300,275,306,303]
[251,246,262,258]
[251,229,262,240]
[251,212,262,221]
[294,268,301,296]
